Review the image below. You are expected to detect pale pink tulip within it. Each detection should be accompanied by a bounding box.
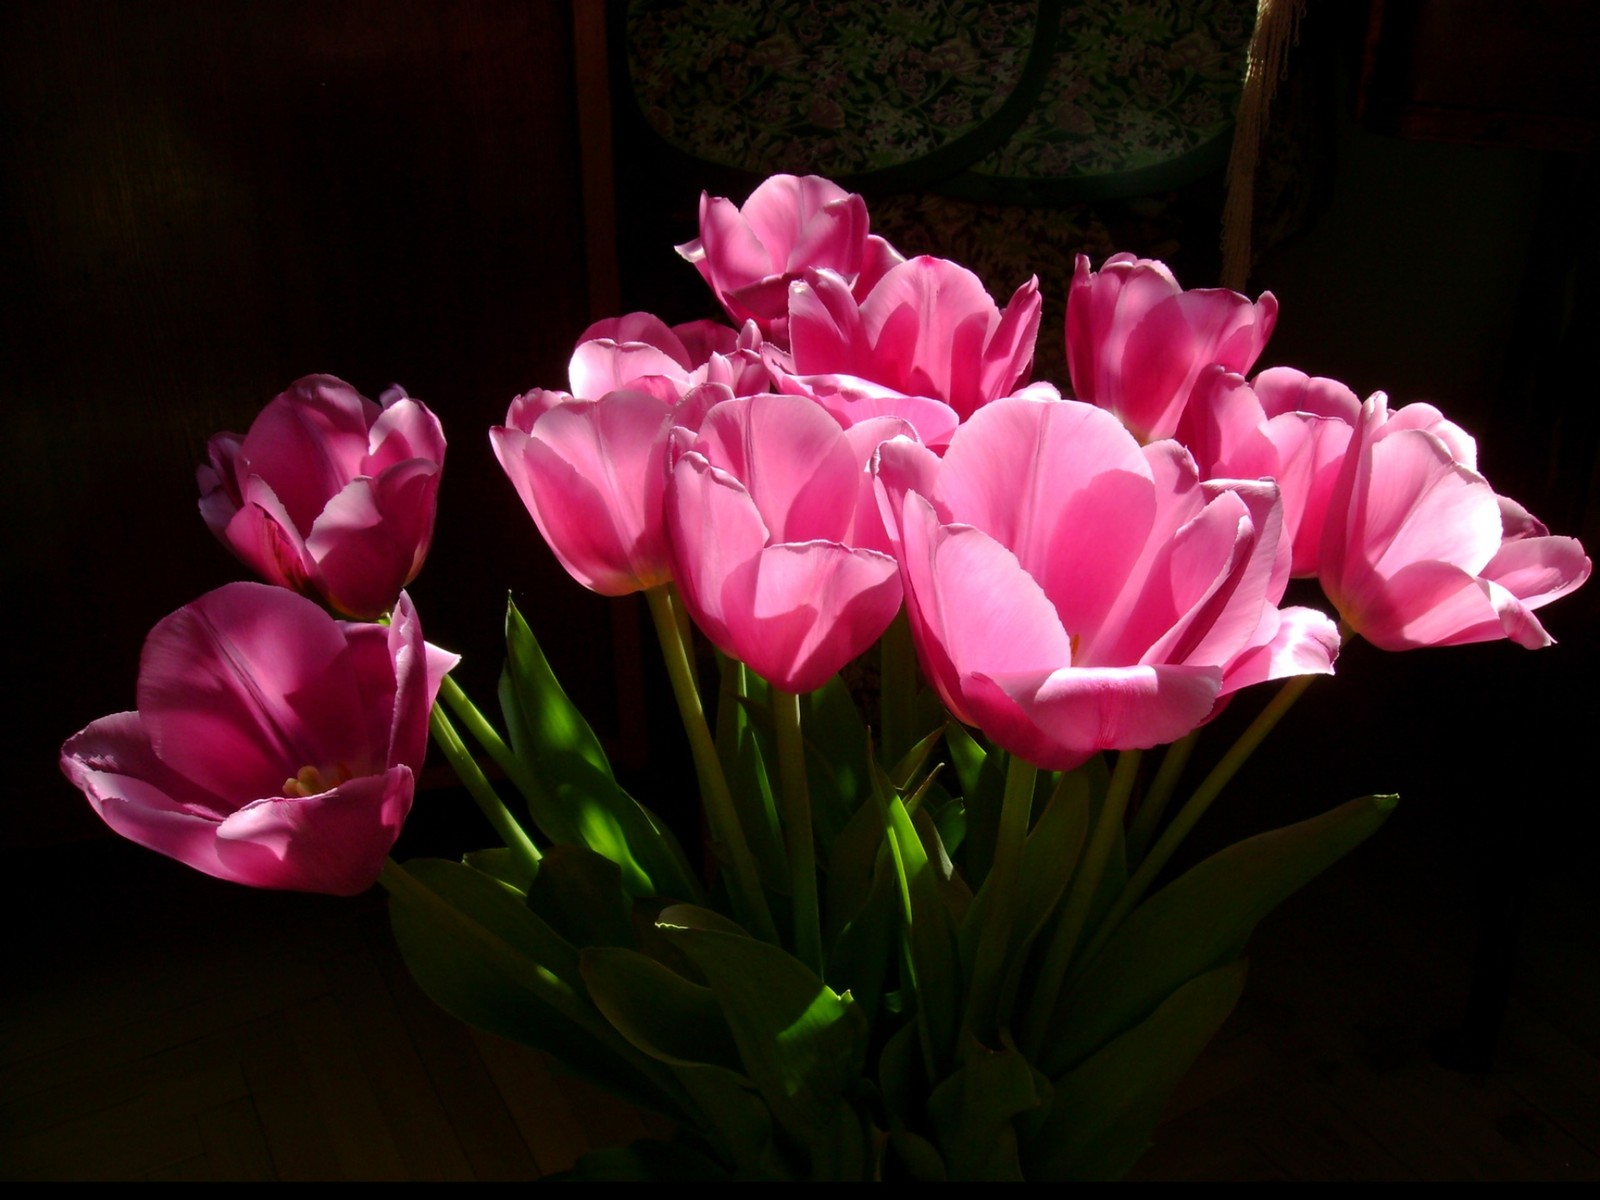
[1177,366,1362,576]
[1066,253,1278,443]
[676,175,902,341]
[568,313,770,402]
[199,375,445,620]
[1319,394,1590,650]
[666,394,907,693]
[784,259,1042,425]
[60,585,456,895]
[875,397,1338,770]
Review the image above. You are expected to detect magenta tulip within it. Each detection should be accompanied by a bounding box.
[666,394,907,693]
[1177,366,1362,576]
[875,397,1339,770]
[60,584,456,896]
[784,258,1042,425]
[198,375,446,620]
[676,174,901,342]
[567,312,770,403]
[1318,393,1590,650]
[1066,253,1278,444]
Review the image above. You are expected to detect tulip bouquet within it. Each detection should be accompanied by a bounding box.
[61,175,1590,1181]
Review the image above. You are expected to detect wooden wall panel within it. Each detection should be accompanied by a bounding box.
[1,1,614,847]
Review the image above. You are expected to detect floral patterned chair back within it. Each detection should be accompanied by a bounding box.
[620,0,1267,377]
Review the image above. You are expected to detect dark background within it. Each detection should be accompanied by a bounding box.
[1,0,1597,1178]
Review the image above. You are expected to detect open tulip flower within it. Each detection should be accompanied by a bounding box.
[876,396,1340,769]
[1067,252,1278,444]
[782,256,1044,431]
[676,173,902,342]
[666,393,907,693]
[1178,365,1363,576]
[198,375,446,619]
[60,584,456,896]
[1318,392,1591,650]
[567,312,770,403]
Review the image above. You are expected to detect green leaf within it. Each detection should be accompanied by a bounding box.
[579,946,743,1071]
[502,597,613,780]
[525,844,635,949]
[804,675,874,846]
[500,598,701,903]
[872,761,961,1077]
[944,721,987,805]
[385,859,678,1116]
[957,744,1009,889]
[1041,794,1396,1077]
[927,1035,1048,1181]
[581,945,791,1178]
[889,724,945,793]
[1025,961,1248,1181]
[727,705,789,893]
[912,806,971,925]
[462,846,534,894]
[825,862,898,1029]
[657,923,870,1181]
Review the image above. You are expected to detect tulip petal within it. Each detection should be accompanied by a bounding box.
[667,450,771,651]
[215,766,414,895]
[1363,429,1502,578]
[977,663,1222,770]
[61,712,281,881]
[138,583,368,800]
[692,395,859,543]
[308,462,441,618]
[239,377,378,530]
[725,541,901,693]
[1218,605,1340,693]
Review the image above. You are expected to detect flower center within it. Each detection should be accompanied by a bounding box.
[280,762,354,798]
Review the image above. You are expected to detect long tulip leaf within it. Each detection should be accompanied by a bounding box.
[1040,794,1395,1077]
[927,1035,1049,1181]
[1025,961,1247,1181]
[384,858,683,1117]
[500,598,701,903]
[872,760,961,1076]
[657,922,870,1181]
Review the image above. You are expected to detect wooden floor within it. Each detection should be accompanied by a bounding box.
[3,807,1597,1181]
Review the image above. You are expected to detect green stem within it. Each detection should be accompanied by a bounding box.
[1127,729,1199,865]
[645,585,778,944]
[1021,748,1141,1055]
[437,674,550,817]
[772,688,823,973]
[964,754,1038,1038]
[1078,672,1318,972]
[428,703,541,876]
[879,609,916,769]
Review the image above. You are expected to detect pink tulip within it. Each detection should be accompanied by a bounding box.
[666,394,907,693]
[198,375,446,620]
[1066,253,1278,444]
[568,313,770,402]
[784,258,1042,425]
[875,397,1339,770]
[60,584,457,896]
[676,174,902,342]
[1319,393,1590,650]
[492,384,704,596]
[1177,366,1362,576]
